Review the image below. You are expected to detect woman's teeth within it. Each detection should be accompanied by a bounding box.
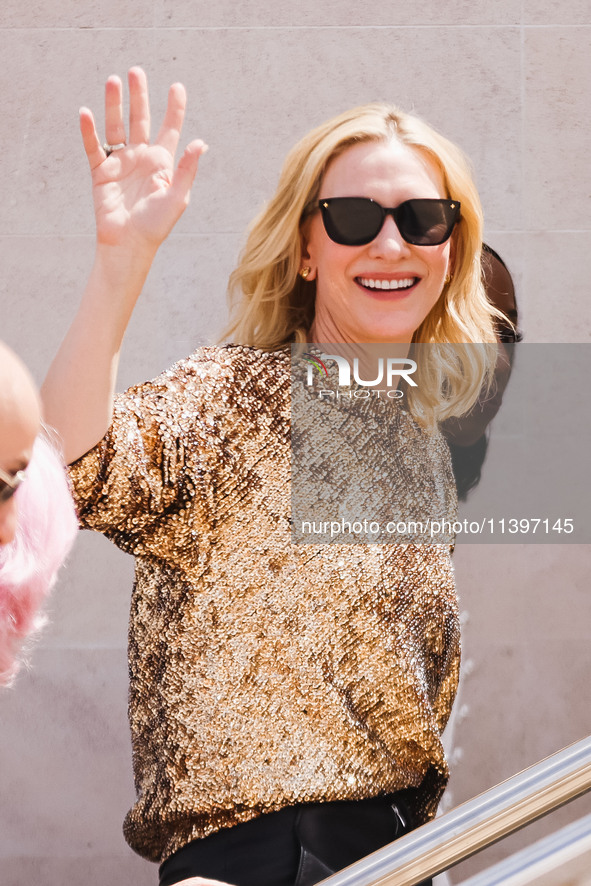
[357,277,417,290]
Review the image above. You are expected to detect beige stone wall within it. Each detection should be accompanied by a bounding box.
[1,3,589,884]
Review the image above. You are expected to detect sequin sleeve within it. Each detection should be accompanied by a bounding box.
[68,353,220,559]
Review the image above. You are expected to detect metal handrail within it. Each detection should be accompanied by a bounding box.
[456,811,591,885]
[318,735,591,886]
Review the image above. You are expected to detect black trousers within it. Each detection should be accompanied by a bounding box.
[159,794,432,886]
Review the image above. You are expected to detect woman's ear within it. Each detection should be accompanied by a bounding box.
[299,221,317,281]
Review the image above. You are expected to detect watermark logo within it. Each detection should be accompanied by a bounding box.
[305,353,417,387]
[303,352,329,379]
[302,351,417,400]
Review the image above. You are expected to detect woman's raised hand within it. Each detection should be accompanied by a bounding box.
[79,67,207,255]
[42,68,207,464]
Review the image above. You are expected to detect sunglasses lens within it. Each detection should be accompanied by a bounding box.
[0,469,26,504]
[397,199,459,245]
[0,483,16,504]
[321,198,383,246]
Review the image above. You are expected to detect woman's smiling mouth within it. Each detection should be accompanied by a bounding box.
[355,276,419,292]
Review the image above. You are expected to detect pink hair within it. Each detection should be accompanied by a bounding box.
[0,433,78,686]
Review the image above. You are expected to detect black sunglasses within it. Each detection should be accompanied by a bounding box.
[0,466,27,504]
[317,197,460,247]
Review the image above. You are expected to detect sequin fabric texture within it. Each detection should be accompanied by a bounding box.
[290,347,458,544]
[69,345,460,863]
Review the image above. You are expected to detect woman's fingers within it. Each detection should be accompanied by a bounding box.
[155,82,187,157]
[94,69,188,160]
[169,139,208,205]
[80,67,203,198]
[128,66,150,145]
[79,106,106,171]
[104,75,126,146]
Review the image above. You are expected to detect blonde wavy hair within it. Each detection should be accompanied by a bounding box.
[226,103,507,424]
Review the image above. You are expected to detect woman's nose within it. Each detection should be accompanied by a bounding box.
[367,215,411,259]
[0,499,18,546]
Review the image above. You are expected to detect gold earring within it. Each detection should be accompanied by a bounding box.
[444,272,453,285]
[299,266,311,280]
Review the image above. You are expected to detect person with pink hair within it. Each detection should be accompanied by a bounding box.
[0,341,77,686]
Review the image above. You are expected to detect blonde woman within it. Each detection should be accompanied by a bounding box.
[43,68,506,886]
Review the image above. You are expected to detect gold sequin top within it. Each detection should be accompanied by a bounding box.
[69,345,460,863]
